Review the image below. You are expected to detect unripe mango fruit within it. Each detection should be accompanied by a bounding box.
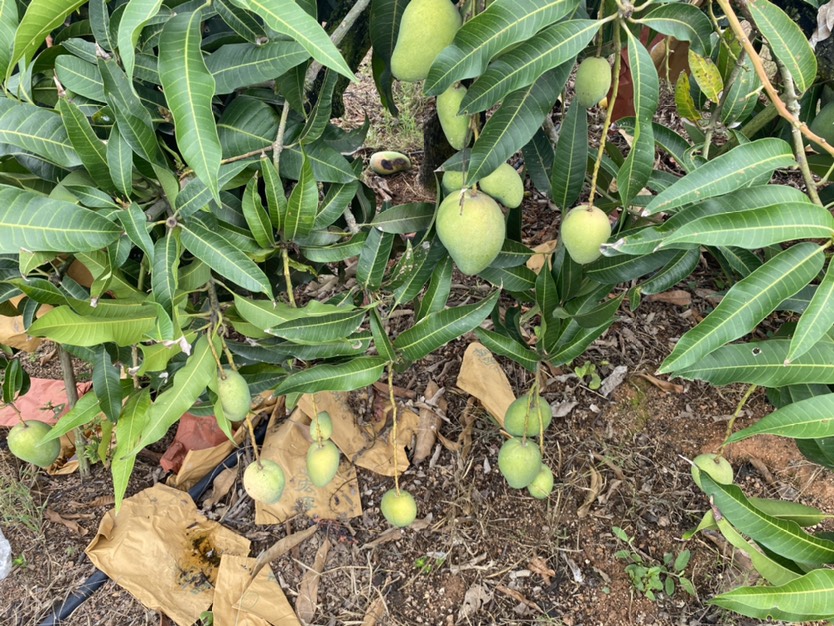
[437,84,470,150]
[478,163,524,209]
[691,453,733,490]
[217,369,251,422]
[370,151,411,175]
[498,437,542,488]
[381,488,418,527]
[503,393,552,437]
[527,464,554,499]
[309,411,334,441]
[7,420,61,468]
[243,460,286,504]
[391,0,461,82]
[436,189,505,275]
[810,102,834,152]
[306,440,341,487]
[441,170,466,193]
[560,204,611,265]
[575,57,612,108]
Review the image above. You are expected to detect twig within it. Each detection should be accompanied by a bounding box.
[303,0,372,91]
[272,103,291,172]
[775,58,821,205]
[58,347,89,476]
[715,0,834,159]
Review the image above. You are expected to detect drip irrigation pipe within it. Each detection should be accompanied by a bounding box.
[38,419,267,626]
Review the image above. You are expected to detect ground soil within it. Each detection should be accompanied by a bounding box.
[1,58,831,626]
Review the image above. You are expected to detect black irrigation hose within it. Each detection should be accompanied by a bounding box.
[38,420,267,626]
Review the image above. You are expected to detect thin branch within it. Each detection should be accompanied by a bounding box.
[58,346,89,476]
[715,0,834,159]
[303,0,372,91]
[272,103,291,172]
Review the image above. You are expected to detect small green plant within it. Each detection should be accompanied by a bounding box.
[413,552,446,574]
[574,361,602,390]
[613,527,695,601]
[12,554,27,568]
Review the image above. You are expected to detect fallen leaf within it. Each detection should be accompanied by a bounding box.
[372,381,416,399]
[413,380,444,465]
[526,240,558,274]
[296,538,331,624]
[647,290,691,306]
[45,508,87,536]
[202,466,237,508]
[361,597,386,626]
[84,495,116,508]
[599,365,628,397]
[577,466,603,518]
[495,584,543,613]
[458,398,476,462]
[528,556,555,585]
[457,583,493,621]
[249,525,319,585]
[636,373,684,394]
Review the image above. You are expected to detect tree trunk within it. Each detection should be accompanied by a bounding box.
[419,112,457,189]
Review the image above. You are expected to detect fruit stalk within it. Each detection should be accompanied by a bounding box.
[388,366,400,494]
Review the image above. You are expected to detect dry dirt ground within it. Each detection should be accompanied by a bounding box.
[2,62,833,626]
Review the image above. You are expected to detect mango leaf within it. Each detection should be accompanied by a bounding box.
[117,203,155,262]
[117,0,164,81]
[424,0,579,96]
[660,243,823,373]
[0,187,120,253]
[261,157,286,230]
[674,72,701,122]
[395,289,500,362]
[522,129,554,195]
[356,228,395,291]
[112,389,151,512]
[687,49,723,103]
[268,308,366,344]
[92,346,122,422]
[207,42,308,94]
[54,56,106,102]
[232,0,355,80]
[298,69,338,145]
[465,64,570,185]
[56,98,111,187]
[618,27,658,208]
[392,241,445,307]
[99,58,161,165]
[0,0,17,78]
[644,139,795,215]
[130,335,218,453]
[711,569,834,621]
[234,295,348,328]
[587,249,679,284]
[179,217,273,297]
[728,393,834,442]
[10,0,86,73]
[788,260,834,363]
[159,9,222,202]
[748,0,816,93]
[314,180,358,230]
[214,0,266,43]
[302,233,367,263]
[152,230,179,314]
[42,388,105,442]
[475,328,539,372]
[371,202,435,233]
[283,143,356,183]
[639,247,700,296]
[283,152,317,241]
[176,160,252,218]
[462,19,601,114]
[659,203,834,249]
[416,255,454,320]
[636,3,712,56]
[106,125,134,197]
[28,305,157,346]
[479,265,537,292]
[242,173,275,249]
[702,474,834,564]
[274,356,387,395]
[714,515,801,587]
[369,0,407,115]
[550,99,588,210]
[0,99,80,168]
[549,318,612,363]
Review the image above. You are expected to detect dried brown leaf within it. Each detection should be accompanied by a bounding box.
[577,466,603,518]
[636,373,684,394]
[413,380,444,465]
[647,290,691,306]
[296,538,331,624]
[249,525,318,585]
[528,556,555,585]
[45,508,87,536]
[361,597,386,626]
[202,466,237,508]
[495,584,543,612]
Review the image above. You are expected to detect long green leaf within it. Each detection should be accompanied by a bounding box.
[283,152,317,241]
[0,1,18,78]
[117,0,163,81]
[462,20,600,114]
[635,4,712,56]
[711,569,834,621]
[54,56,106,102]
[639,247,700,295]
[369,0,408,115]
[92,346,122,422]
[56,98,110,184]
[618,26,657,208]
[10,0,86,73]
[215,0,266,43]
[175,160,252,218]
[242,173,274,249]
[274,356,387,395]
[728,393,834,443]
[788,260,834,363]
[0,99,80,168]
[371,203,435,234]
[474,328,539,372]
[357,228,395,291]
[159,9,222,202]
[415,256,453,320]
[28,305,157,346]
[424,0,579,96]
[395,289,500,362]
[659,243,824,373]
[106,125,134,196]
[465,64,569,184]
[550,99,587,210]
[268,308,366,343]
[112,389,151,512]
[0,187,120,252]
[748,0,816,93]
[232,0,355,80]
[644,138,795,215]
[151,230,179,313]
[714,515,801,587]
[660,203,834,249]
[117,203,155,262]
[314,181,359,230]
[42,389,104,442]
[261,157,286,229]
[702,475,834,564]
[130,335,218,453]
[179,217,273,297]
[207,42,308,94]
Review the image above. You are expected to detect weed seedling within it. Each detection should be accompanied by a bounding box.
[613,527,696,601]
